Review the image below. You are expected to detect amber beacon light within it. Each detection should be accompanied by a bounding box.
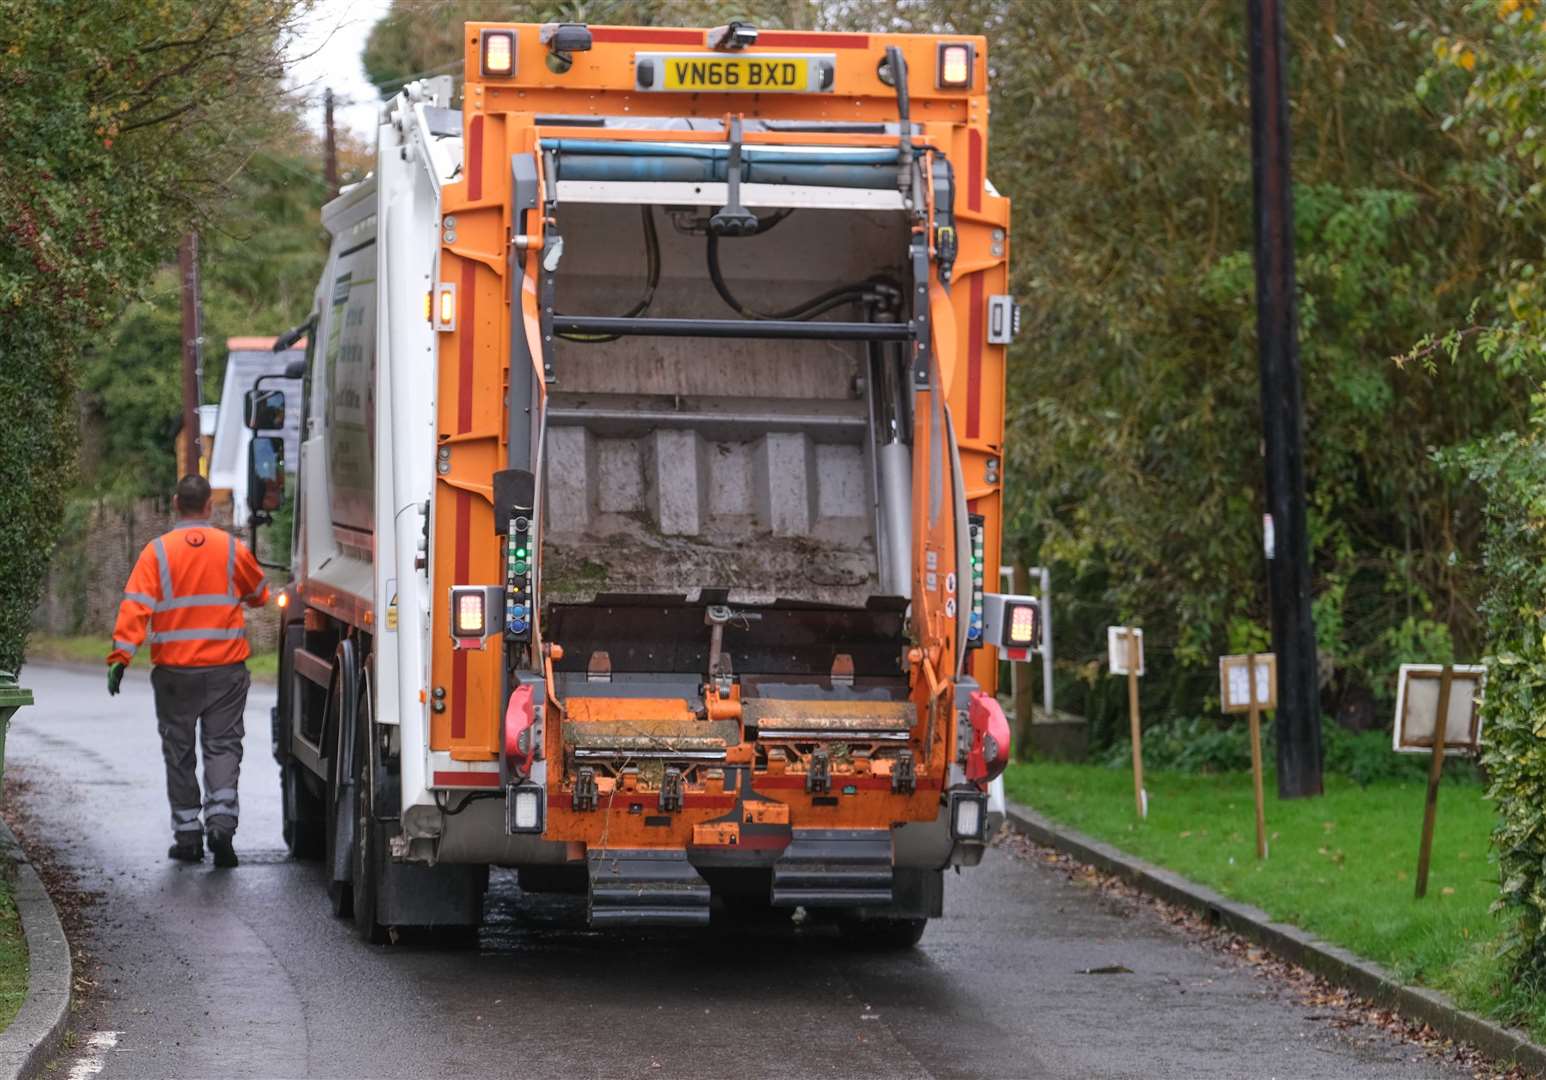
[480,28,516,77]
[936,42,973,89]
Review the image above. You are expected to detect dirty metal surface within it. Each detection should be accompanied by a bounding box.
[744,698,913,735]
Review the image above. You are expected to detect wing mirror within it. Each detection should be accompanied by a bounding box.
[244,388,286,431]
[246,435,285,515]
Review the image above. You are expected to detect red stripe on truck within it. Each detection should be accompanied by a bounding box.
[968,127,983,213]
[590,27,699,45]
[759,31,870,49]
[467,114,483,201]
[433,770,501,788]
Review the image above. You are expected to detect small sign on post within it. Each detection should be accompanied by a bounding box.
[1108,627,1146,818]
[1220,653,1276,860]
[1394,664,1486,899]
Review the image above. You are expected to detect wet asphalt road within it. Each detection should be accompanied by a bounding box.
[5,663,1467,1079]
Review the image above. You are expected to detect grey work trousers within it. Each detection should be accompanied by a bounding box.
[150,662,249,839]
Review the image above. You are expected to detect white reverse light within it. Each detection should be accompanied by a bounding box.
[507,784,544,833]
[950,790,987,841]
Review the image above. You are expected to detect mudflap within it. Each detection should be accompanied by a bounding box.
[845,867,944,922]
[588,848,712,927]
[770,829,893,908]
[376,857,489,928]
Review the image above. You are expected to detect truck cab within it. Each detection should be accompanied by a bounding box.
[251,20,1029,945]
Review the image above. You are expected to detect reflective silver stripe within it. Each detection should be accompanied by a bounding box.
[207,787,238,802]
[122,591,156,608]
[171,807,202,832]
[113,640,138,657]
[226,533,236,594]
[157,593,237,611]
[152,538,173,604]
[148,627,246,644]
[205,803,239,819]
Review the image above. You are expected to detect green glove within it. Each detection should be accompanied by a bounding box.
[107,662,125,696]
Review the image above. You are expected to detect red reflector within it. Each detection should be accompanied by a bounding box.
[505,683,536,772]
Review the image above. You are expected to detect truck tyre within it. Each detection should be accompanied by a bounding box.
[324,640,359,917]
[837,916,928,950]
[351,684,388,944]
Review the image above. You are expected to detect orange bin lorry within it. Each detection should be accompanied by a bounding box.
[246,18,1032,945]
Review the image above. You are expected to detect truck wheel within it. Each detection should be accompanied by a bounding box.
[837,916,928,950]
[351,691,388,944]
[281,760,325,859]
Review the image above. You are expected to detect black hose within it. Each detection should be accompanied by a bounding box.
[706,232,876,320]
[557,205,660,342]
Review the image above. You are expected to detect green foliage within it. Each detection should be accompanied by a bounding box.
[1417,0,1546,363]
[0,0,304,671]
[77,146,329,503]
[1450,429,1546,991]
[1415,0,1546,995]
[817,0,1534,750]
[1096,716,1456,787]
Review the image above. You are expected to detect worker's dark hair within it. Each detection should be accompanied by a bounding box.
[174,474,212,515]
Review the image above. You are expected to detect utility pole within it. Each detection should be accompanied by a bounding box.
[177,232,203,479]
[324,87,339,198]
[1247,0,1322,798]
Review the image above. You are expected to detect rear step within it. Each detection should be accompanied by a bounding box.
[588,849,712,927]
[771,829,893,908]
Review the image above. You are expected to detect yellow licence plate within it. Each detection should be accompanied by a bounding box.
[661,56,812,92]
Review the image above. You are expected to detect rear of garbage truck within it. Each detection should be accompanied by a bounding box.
[261,20,1032,944]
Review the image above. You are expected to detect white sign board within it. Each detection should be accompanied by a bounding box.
[1219,653,1277,714]
[1107,626,1145,676]
[1393,664,1486,756]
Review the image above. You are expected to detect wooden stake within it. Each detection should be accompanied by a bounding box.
[1415,664,1454,900]
[1012,563,1035,759]
[1247,652,1267,860]
[1127,628,1145,818]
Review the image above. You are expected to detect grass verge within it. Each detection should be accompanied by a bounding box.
[26,634,277,681]
[0,875,27,1032]
[1004,762,1542,1040]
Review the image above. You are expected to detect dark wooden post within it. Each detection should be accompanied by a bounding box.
[1247,0,1322,798]
[1415,664,1454,899]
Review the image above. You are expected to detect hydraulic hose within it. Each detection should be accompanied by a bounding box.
[706,231,881,321]
[557,205,660,342]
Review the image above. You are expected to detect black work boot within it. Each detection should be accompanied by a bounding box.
[208,829,238,869]
[168,834,203,863]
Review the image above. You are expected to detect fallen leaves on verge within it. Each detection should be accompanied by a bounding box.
[3,767,103,1001]
[994,827,1525,1080]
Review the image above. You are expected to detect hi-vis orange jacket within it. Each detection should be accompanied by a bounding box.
[108,521,270,668]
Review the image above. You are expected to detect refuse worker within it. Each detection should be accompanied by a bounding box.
[106,475,269,868]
